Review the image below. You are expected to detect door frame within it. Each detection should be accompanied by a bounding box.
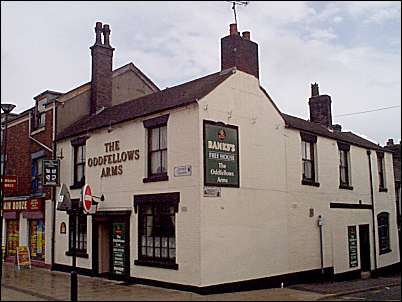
[358,224,371,272]
[91,211,131,280]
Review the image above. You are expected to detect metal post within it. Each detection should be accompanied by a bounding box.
[70,203,78,301]
[1,111,11,282]
[318,215,324,281]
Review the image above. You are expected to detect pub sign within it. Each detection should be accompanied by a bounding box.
[42,159,60,186]
[203,120,239,187]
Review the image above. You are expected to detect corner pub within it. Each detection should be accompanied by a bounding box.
[52,22,399,294]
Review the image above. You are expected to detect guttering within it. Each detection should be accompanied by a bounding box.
[28,111,53,153]
[367,150,378,273]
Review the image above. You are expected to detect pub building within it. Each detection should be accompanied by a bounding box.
[52,23,400,293]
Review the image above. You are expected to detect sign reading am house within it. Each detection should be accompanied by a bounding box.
[203,120,239,187]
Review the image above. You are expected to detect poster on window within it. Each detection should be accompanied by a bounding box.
[348,226,358,268]
[112,223,126,276]
[203,120,239,187]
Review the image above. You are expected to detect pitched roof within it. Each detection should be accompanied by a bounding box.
[56,68,235,141]
[282,113,386,151]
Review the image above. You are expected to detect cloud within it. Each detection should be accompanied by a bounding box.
[1,1,401,144]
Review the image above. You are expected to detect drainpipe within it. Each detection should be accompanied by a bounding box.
[367,150,378,274]
[318,215,325,278]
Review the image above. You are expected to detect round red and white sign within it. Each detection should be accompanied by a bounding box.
[82,184,92,214]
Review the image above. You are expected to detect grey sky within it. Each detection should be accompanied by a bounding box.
[1,1,401,145]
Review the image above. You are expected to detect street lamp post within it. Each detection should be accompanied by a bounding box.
[0,103,16,283]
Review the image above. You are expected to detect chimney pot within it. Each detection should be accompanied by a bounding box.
[387,138,394,146]
[230,23,238,35]
[242,31,250,40]
[94,22,103,45]
[311,83,319,97]
[103,24,111,47]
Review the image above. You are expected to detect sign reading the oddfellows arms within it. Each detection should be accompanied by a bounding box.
[87,140,140,178]
[203,120,239,187]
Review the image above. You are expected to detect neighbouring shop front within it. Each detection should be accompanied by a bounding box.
[91,211,131,280]
[3,197,46,262]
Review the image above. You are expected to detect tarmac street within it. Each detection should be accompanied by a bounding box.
[0,263,400,301]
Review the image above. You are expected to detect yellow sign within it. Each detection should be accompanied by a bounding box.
[16,246,31,269]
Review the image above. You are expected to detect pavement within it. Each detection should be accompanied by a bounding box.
[0,262,400,301]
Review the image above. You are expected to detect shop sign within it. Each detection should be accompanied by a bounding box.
[1,175,17,194]
[87,140,140,178]
[16,246,31,269]
[348,226,358,268]
[112,223,126,276]
[42,159,60,186]
[203,120,239,187]
[174,164,192,177]
[3,199,42,211]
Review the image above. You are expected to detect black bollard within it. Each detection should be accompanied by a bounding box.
[71,270,78,301]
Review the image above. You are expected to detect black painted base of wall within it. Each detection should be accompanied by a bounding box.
[50,262,400,295]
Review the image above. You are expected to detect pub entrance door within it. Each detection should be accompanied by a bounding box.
[92,211,131,280]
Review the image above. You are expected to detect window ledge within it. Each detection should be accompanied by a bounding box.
[301,179,320,187]
[65,250,89,258]
[379,248,392,255]
[379,187,388,192]
[143,173,169,183]
[339,184,354,190]
[134,259,178,270]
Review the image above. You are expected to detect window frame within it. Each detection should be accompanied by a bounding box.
[338,142,353,190]
[134,192,179,270]
[143,114,169,183]
[70,136,87,189]
[32,157,43,194]
[300,132,319,187]
[377,152,387,192]
[66,210,88,258]
[377,212,391,255]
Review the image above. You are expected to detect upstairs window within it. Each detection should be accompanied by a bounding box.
[143,114,169,183]
[377,212,391,254]
[32,98,46,130]
[377,152,387,192]
[32,158,43,194]
[71,136,87,188]
[300,132,319,187]
[338,142,353,190]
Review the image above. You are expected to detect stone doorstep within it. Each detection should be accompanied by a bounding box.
[317,282,401,300]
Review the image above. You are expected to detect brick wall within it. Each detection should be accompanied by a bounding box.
[4,109,53,199]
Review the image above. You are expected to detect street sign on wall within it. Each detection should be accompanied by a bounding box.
[203,120,239,187]
[1,175,17,194]
[42,159,60,186]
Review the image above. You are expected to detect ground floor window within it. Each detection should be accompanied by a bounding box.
[68,213,87,255]
[377,212,391,254]
[29,219,45,260]
[134,192,179,269]
[6,219,19,256]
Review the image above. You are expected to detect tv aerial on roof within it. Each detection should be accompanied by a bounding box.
[226,1,249,26]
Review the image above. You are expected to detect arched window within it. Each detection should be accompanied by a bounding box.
[377,212,391,254]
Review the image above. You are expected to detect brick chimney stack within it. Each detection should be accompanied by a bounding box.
[308,83,333,128]
[221,24,259,79]
[90,22,115,115]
